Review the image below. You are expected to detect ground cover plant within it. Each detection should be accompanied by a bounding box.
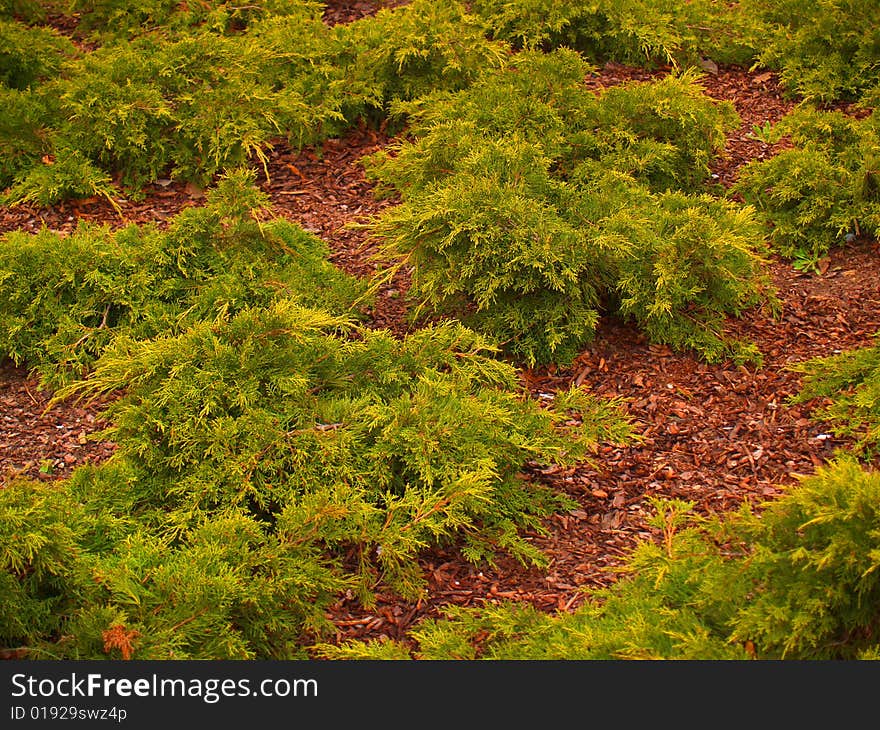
[469,0,760,67]
[0,18,75,189]
[2,0,880,666]
[0,169,366,387]
[0,143,632,660]
[363,50,776,366]
[66,0,328,39]
[0,0,512,203]
[791,337,880,456]
[1,302,630,657]
[0,17,74,90]
[0,86,57,191]
[734,108,880,266]
[6,12,356,196]
[747,0,880,105]
[318,457,880,660]
[338,0,509,106]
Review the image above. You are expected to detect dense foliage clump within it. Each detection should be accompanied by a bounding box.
[0,144,631,661]
[0,0,48,21]
[3,0,880,666]
[0,86,54,189]
[338,0,509,107]
[0,19,75,188]
[364,51,774,365]
[469,0,759,66]
[0,18,75,90]
[735,109,880,264]
[318,457,880,660]
[64,303,629,585]
[747,0,880,104]
[37,20,351,191]
[66,0,327,39]
[0,474,349,659]
[0,169,366,387]
[0,302,629,657]
[790,337,880,456]
[0,1,513,201]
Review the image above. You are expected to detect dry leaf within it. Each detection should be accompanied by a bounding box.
[102,624,140,660]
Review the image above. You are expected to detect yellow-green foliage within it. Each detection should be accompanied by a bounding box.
[338,0,509,105]
[364,51,773,365]
[0,19,73,188]
[60,303,629,592]
[1,0,513,200]
[0,0,50,20]
[0,86,53,187]
[318,457,880,660]
[68,0,326,40]
[0,169,366,387]
[734,109,880,263]
[0,18,75,90]
[5,146,117,207]
[0,303,629,658]
[469,0,760,66]
[1,3,362,196]
[747,0,880,104]
[0,476,347,659]
[45,25,352,190]
[791,336,880,455]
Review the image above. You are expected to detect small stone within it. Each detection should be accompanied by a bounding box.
[698,57,719,75]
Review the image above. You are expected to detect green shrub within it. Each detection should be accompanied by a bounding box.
[0,86,53,188]
[369,167,772,366]
[51,40,177,189]
[368,144,610,366]
[727,457,880,658]
[369,49,597,193]
[69,0,180,36]
[338,0,509,105]
[1,303,628,657]
[385,58,737,188]
[747,0,880,104]
[0,476,347,659]
[248,13,379,135]
[364,51,772,365]
[680,0,763,67]
[600,188,773,364]
[0,19,75,90]
[4,146,118,207]
[0,478,106,650]
[790,337,880,455]
[58,302,629,599]
[374,54,737,198]
[469,0,759,67]
[571,67,740,192]
[51,28,356,190]
[0,0,50,21]
[734,109,880,263]
[68,0,325,39]
[0,22,71,187]
[318,457,880,659]
[0,1,509,199]
[0,168,366,387]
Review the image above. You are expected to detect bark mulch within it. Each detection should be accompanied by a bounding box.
[2,52,878,652]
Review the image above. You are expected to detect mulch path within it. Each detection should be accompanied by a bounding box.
[2,11,879,652]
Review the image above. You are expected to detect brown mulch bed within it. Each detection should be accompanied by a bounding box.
[322,0,410,25]
[2,59,878,651]
[0,362,116,483]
